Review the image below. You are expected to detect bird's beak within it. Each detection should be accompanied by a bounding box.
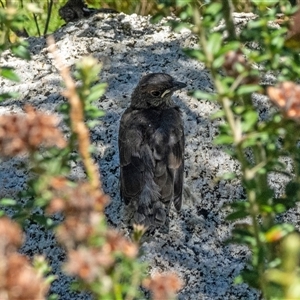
[172,81,187,91]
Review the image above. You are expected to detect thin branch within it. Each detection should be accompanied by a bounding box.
[44,0,53,35]
[30,0,41,36]
[221,0,237,41]
[46,35,102,191]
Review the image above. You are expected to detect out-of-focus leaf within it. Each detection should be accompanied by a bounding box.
[205,2,222,16]
[0,92,19,101]
[11,44,31,60]
[242,111,258,132]
[264,224,294,243]
[86,83,107,102]
[183,48,206,61]
[236,84,262,96]
[0,67,20,81]
[214,134,234,145]
[166,20,192,32]
[0,198,17,206]
[226,209,249,221]
[222,172,237,180]
[206,33,222,56]
[210,110,225,119]
[192,90,216,101]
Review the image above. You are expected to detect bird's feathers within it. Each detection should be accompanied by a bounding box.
[118,73,185,231]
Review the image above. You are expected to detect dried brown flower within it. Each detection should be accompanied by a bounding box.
[0,253,48,300]
[56,214,98,246]
[267,81,300,120]
[65,247,114,282]
[0,105,66,157]
[106,229,138,259]
[48,179,109,214]
[143,272,183,300]
[0,217,23,253]
[47,179,109,247]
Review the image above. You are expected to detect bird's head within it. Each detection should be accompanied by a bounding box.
[130,73,186,109]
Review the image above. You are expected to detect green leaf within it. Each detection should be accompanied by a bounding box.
[150,14,164,24]
[86,83,107,102]
[207,33,222,56]
[11,44,31,60]
[242,111,258,132]
[86,106,105,118]
[214,134,234,145]
[231,227,256,246]
[205,2,222,15]
[247,19,268,29]
[286,182,300,199]
[212,55,225,69]
[236,84,262,96]
[230,201,250,209]
[252,0,279,9]
[87,120,100,128]
[239,268,260,288]
[234,275,244,284]
[210,110,224,119]
[48,294,59,300]
[264,224,294,243]
[226,209,249,221]
[170,21,192,32]
[0,67,20,82]
[0,198,17,206]
[221,172,237,180]
[31,214,54,227]
[219,42,241,55]
[192,90,216,101]
[0,92,19,101]
[183,48,206,61]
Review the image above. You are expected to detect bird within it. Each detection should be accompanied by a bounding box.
[59,0,118,23]
[118,73,186,233]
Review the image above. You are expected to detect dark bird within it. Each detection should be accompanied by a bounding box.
[118,73,186,233]
[59,0,118,23]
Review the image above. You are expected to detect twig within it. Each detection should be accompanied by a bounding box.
[46,35,102,191]
[44,0,53,35]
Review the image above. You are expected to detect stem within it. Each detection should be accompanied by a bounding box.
[44,0,53,35]
[124,264,141,300]
[47,36,102,191]
[221,0,237,41]
[32,13,41,36]
[195,3,271,298]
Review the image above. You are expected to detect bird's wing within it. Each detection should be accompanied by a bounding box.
[151,107,184,211]
[118,108,149,205]
[118,107,184,224]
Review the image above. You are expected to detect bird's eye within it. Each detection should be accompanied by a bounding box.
[151,91,161,97]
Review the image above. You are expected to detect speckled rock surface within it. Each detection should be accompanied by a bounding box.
[0,12,268,299]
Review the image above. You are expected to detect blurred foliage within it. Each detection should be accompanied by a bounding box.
[6,0,299,37]
[1,0,64,36]
[0,4,30,100]
[154,0,300,299]
[0,5,181,298]
[1,0,162,36]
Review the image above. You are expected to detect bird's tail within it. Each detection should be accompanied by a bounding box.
[134,172,167,230]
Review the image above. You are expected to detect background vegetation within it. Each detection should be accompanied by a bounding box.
[3,0,298,37]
